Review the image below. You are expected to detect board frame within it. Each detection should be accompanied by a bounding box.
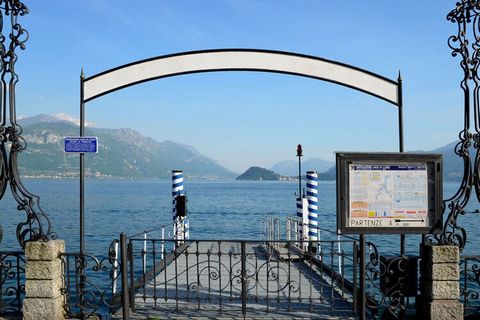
[336,152,443,235]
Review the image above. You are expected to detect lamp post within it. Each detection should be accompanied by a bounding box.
[296,144,303,197]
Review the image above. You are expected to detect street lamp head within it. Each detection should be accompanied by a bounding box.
[296,144,303,157]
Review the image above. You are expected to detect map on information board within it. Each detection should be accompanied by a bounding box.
[348,164,428,228]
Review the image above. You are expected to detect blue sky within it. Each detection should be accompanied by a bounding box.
[14,1,463,172]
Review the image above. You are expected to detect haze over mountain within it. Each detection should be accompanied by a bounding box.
[11,114,471,181]
[271,142,469,182]
[19,113,96,128]
[430,141,464,181]
[270,158,334,176]
[17,114,236,179]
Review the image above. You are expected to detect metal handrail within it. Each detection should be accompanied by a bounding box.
[128,225,166,239]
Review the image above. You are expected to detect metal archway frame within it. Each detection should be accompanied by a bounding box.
[78,48,404,254]
[82,49,401,106]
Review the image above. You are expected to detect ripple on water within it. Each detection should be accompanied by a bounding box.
[0,179,477,257]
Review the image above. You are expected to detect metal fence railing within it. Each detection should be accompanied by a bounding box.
[125,238,358,318]
[0,251,25,316]
[56,218,443,320]
[59,226,170,320]
[60,249,122,319]
[460,255,480,317]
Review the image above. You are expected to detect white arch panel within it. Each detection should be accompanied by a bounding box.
[83,50,399,105]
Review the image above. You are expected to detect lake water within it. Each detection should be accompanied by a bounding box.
[0,179,479,257]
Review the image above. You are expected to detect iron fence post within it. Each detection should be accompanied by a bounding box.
[79,254,85,320]
[241,241,247,316]
[128,240,136,312]
[80,71,85,255]
[0,255,2,310]
[359,234,366,320]
[286,217,290,240]
[143,231,147,275]
[464,258,467,315]
[120,233,130,319]
[397,72,406,255]
[353,240,358,314]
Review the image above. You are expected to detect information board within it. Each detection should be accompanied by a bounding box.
[337,153,442,234]
[64,137,98,153]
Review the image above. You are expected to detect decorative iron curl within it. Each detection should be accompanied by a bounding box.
[254,258,300,294]
[60,250,123,319]
[0,1,56,248]
[459,257,480,313]
[363,242,407,319]
[0,251,25,313]
[426,0,480,252]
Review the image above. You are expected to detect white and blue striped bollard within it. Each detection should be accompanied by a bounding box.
[172,170,184,243]
[307,171,319,256]
[296,197,303,248]
[297,197,309,251]
[184,217,189,240]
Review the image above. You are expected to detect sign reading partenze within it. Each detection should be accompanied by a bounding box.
[336,153,443,234]
[64,137,98,153]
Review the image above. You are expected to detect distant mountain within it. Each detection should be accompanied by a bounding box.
[313,142,467,182]
[19,113,95,128]
[16,115,236,179]
[236,167,281,181]
[318,166,336,181]
[13,114,473,181]
[270,158,334,176]
[431,141,464,181]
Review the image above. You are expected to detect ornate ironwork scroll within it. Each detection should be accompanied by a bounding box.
[363,242,412,319]
[459,255,480,316]
[127,239,357,317]
[0,251,25,314]
[426,0,480,251]
[61,240,122,319]
[0,1,55,247]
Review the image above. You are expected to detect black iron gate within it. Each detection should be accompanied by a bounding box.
[121,238,358,319]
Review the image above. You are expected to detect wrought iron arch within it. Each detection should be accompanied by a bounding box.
[426,0,480,252]
[0,1,56,248]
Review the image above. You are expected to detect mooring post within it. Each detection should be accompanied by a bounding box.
[306,171,319,255]
[172,170,185,248]
[112,240,119,295]
[296,197,302,248]
[143,231,147,275]
[161,225,165,260]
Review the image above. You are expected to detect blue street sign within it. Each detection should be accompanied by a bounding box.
[64,137,98,153]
